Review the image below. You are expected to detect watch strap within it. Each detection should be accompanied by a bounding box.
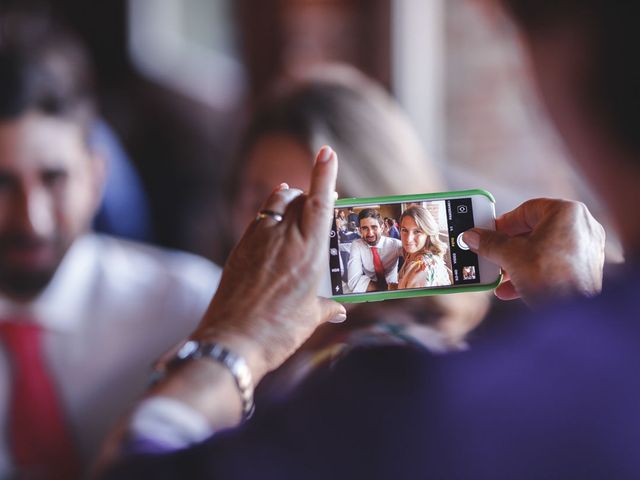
[152,340,255,420]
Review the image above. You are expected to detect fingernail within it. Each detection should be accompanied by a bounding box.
[463,230,480,250]
[332,191,339,201]
[329,313,347,324]
[317,146,333,164]
[273,182,289,193]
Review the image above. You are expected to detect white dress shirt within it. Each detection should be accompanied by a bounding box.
[347,237,402,293]
[0,233,221,477]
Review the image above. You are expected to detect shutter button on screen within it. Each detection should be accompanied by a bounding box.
[457,233,470,251]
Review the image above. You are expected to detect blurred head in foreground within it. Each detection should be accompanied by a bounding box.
[496,0,640,252]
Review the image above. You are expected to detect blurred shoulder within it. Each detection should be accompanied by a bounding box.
[84,233,221,297]
[382,236,401,248]
[351,238,368,250]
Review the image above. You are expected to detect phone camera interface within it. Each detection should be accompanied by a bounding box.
[330,198,481,296]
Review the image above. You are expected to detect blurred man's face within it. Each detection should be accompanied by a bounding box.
[0,112,102,300]
[359,217,382,246]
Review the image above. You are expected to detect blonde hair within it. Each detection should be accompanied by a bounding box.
[399,206,447,257]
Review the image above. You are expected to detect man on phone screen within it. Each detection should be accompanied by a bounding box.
[347,208,401,293]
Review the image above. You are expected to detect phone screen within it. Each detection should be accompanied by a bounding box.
[329,197,481,296]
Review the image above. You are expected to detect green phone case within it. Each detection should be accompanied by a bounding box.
[333,188,501,303]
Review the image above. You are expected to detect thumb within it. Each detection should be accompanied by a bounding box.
[317,297,348,324]
[462,228,514,267]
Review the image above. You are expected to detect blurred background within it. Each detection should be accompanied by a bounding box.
[27,0,605,265]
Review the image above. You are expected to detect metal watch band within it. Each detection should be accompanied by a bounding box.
[153,340,255,420]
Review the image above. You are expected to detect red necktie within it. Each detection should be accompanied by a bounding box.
[0,321,80,480]
[371,247,387,288]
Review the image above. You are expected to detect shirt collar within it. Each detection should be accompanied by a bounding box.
[0,233,97,332]
[368,236,385,249]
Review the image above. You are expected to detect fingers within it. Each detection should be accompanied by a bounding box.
[495,204,533,237]
[495,198,558,237]
[308,146,337,199]
[494,280,521,301]
[302,146,338,238]
[460,228,518,300]
[495,198,547,236]
[462,228,514,267]
[501,269,511,282]
[316,297,347,324]
[256,185,304,226]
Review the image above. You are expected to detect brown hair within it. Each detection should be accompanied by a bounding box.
[358,208,383,227]
[231,64,444,200]
[0,8,96,134]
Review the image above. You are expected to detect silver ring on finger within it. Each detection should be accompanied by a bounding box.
[256,209,284,223]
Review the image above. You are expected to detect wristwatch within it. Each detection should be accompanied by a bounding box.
[152,340,255,420]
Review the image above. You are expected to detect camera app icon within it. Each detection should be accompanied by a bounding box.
[457,205,468,214]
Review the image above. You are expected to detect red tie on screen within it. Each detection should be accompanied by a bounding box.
[371,247,387,288]
[0,321,80,479]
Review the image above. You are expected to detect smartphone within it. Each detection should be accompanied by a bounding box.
[318,189,501,302]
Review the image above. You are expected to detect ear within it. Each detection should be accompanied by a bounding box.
[88,148,108,213]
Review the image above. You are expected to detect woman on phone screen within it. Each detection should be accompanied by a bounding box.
[397,206,452,289]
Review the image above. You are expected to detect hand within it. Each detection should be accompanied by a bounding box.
[95,147,346,466]
[193,146,346,381]
[462,198,605,307]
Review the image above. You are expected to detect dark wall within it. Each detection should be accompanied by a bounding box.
[237,0,391,105]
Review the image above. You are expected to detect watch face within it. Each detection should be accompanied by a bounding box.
[152,339,256,420]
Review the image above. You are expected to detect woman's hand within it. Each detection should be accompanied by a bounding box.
[193,146,346,381]
[95,148,345,467]
[462,198,605,308]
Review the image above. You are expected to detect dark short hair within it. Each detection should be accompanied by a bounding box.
[0,9,96,133]
[500,0,640,155]
[358,208,382,226]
